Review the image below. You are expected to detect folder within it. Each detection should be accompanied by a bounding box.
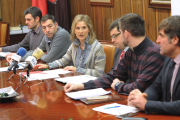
[80,94,124,105]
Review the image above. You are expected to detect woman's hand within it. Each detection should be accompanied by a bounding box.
[33,64,49,70]
[63,66,77,72]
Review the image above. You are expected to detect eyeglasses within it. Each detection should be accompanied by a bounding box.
[111,32,121,39]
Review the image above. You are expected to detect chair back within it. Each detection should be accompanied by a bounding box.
[101,43,116,73]
[0,22,10,46]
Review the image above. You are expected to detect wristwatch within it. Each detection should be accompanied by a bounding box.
[114,82,121,91]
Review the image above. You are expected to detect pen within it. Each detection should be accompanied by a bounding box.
[104,106,120,109]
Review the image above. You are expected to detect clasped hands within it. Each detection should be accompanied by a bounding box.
[127,89,147,111]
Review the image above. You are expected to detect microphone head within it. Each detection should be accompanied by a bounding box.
[32,48,44,60]
[17,47,27,57]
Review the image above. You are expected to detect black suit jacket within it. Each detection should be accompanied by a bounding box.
[144,57,180,115]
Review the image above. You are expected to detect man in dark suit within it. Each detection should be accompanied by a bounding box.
[127,16,180,115]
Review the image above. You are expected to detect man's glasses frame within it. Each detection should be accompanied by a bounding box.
[111,32,121,39]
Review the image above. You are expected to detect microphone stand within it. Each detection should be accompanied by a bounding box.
[7,64,24,81]
[7,64,25,91]
[23,64,32,85]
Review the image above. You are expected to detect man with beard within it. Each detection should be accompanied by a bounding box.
[0,6,44,52]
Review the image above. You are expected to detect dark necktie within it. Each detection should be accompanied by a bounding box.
[166,60,175,101]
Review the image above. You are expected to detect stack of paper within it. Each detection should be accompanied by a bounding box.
[93,103,139,115]
[65,88,111,100]
[55,75,97,84]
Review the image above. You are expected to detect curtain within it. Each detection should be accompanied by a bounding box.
[47,0,71,32]
[32,0,47,16]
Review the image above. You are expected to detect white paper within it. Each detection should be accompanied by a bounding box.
[10,30,23,35]
[171,0,180,16]
[93,103,139,115]
[21,71,60,81]
[0,52,11,57]
[20,69,70,81]
[55,75,97,84]
[65,88,111,100]
[43,69,71,74]
[0,86,19,97]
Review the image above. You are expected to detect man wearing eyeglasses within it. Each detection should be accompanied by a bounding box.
[64,13,165,95]
[109,18,129,70]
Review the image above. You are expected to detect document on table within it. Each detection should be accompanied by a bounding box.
[21,69,71,81]
[43,69,71,74]
[93,103,139,115]
[55,75,97,84]
[65,88,111,100]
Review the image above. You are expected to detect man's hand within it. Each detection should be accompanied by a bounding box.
[63,66,77,72]
[5,53,15,63]
[64,83,84,93]
[111,78,123,90]
[127,89,147,110]
[33,64,49,70]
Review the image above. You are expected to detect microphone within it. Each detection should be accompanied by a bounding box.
[25,48,44,69]
[7,47,27,73]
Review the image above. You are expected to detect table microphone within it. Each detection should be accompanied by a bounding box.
[25,48,44,69]
[7,47,27,73]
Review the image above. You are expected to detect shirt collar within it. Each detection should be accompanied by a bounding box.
[174,53,180,64]
[74,35,90,46]
[31,25,42,34]
[133,36,150,55]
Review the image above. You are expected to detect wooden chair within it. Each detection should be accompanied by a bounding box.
[0,22,10,46]
[101,41,116,73]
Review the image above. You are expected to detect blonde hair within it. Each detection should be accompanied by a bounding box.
[71,14,96,47]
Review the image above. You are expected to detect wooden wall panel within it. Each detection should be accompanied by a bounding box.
[85,1,94,24]
[1,0,15,26]
[1,0,31,27]
[143,0,157,42]
[14,0,31,26]
[120,0,132,16]
[94,7,103,40]
[111,0,121,20]
[78,0,87,15]
[70,0,78,23]
[131,0,143,17]
[70,0,171,43]
[102,7,112,40]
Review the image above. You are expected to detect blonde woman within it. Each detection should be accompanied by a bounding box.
[34,14,106,77]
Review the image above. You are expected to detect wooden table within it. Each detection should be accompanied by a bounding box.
[0,60,179,120]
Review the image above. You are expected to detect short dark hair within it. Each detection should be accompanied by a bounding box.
[109,18,120,31]
[41,14,57,24]
[158,16,180,46]
[119,13,145,37]
[24,6,42,21]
